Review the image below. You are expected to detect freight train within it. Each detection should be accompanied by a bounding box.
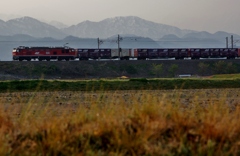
[12,46,240,61]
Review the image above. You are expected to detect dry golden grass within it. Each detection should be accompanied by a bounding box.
[0,89,240,155]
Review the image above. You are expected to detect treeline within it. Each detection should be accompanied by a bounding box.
[1,60,240,80]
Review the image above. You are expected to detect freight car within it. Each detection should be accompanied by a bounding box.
[77,48,132,60]
[12,46,240,61]
[137,48,189,60]
[78,49,112,60]
[12,46,76,61]
[135,48,239,60]
[190,48,239,59]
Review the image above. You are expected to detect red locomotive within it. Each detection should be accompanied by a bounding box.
[12,46,76,61]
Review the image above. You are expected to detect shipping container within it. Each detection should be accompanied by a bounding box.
[200,49,210,58]
[136,49,148,60]
[99,49,111,59]
[111,49,119,58]
[133,49,138,58]
[219,49,229,58]
[148,49,159,59]
[78,49,89,60]
[120,49,131,60]
[178,49,189,59]
[88,49,99,59]
[158,49,169,58]
[228,48,238,59]
[209,49,220,58]
[190,49,201,59]
[168,49,179,59]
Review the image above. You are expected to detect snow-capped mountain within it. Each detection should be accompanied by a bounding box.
[0,17,66,39]
[0,16,239,41]
[63,16,195,39]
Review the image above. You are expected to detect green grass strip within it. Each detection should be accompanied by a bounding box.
[1,79,240,92]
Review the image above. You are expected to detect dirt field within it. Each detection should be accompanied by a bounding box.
[1,88,240,119]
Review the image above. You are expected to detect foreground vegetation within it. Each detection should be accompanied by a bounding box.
[0,89,240,155]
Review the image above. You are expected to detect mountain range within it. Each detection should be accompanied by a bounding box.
[62,16,196,39]
[1,16,239,41]
[0,17,66,39]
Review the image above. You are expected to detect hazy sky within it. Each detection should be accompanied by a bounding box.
[1,0,240,34]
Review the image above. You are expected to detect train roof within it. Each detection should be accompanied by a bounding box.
[16,46,73,49]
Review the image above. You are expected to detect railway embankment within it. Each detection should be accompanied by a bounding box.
[0,59,240,80]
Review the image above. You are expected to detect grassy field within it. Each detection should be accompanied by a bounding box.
[0,88,240,155]
[2,78,240,92]
[211,73,240,79]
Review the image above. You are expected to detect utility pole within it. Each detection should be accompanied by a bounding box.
[97,38,100,49]
[117,34,120,60]
[231,35,234,48]
[117,34,123,60]
[97,38,101,61]
[226,37,228,48]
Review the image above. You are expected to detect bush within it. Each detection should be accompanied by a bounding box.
[151,63,163,77]
[168,64,179,77]
[120,65,138,74]
[198,62,209,75]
